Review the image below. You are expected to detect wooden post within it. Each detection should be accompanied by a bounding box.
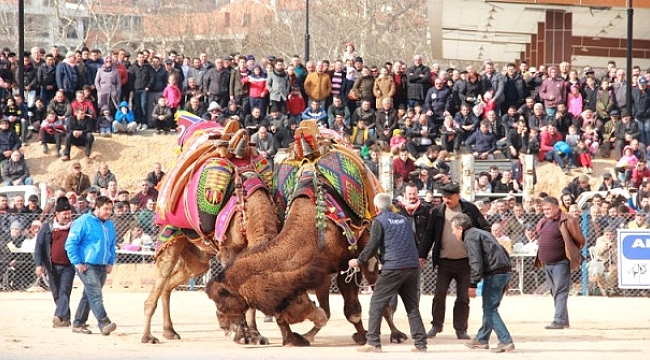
[522,154,535,196]
[461,154,475,201]
[378,152,393,194]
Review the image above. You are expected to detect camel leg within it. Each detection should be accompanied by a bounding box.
[160,246,211,340]
[336,272,367,345]
[275,316,310,347]
[302,280,331,343]
[244,308,269,345]
[142,240,186,344]
[383,299,408,344]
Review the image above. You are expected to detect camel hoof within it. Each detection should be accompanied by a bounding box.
[163,330,181,340]
[248,330,269,345]
[390,331,408,344]
[141,335,160,344]
[283,332,310,347]
[257,336,270,345]
[352,331,367,345]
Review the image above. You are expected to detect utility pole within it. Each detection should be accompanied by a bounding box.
[304,0,310,61]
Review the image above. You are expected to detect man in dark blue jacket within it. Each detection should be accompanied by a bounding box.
[466,121,497,160]
[451,213,515,353]
[34,197,74,328]
[349,192,428,353]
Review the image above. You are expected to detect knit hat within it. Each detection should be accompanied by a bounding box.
[54,196,72,212]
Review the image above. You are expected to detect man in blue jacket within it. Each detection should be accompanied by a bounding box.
[349,192,428,353]
[65,196,117,335]
[450,213,515,353]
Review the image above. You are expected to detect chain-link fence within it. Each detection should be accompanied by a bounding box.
[2,211,648,297]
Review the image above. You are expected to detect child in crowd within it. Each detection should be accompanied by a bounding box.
[4,96,23,136]
[527,127,540,155]
[286,86,305,125]
[440,115,460,153]
[482,91,496,118]
[614,146,639,185]
[577,109,596,134]
[301,100,328,127]
[582,125,599,156]
[151,97,173,134]
[29,97,46,131]
[567,84,583,119]
[566,125,580,152]
[389,128,407,151]
[162,75,182,122]
[631,161,650,189]
[113,101,137,134]
[97,106,113,137]
[576,139,593,174]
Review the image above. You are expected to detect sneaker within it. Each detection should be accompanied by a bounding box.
[42,144,48,154]
[456,331,471,340]
[464,339,489,349]
[72,324,92,334]
[426,326,441,338]
[27,125,35,130]
[100,319,117,336]
[136,124,142,130]
[544,322,565,330]
[356,344,382,353]
[156,129,162,134]
[411,347,427,353]
[141,124,148,130]
[492,342,515,353]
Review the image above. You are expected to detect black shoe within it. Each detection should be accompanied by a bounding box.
[426,326,441,338]
[544,322,565,330]
[456,331,471,340]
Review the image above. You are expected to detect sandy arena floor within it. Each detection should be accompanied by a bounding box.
[1,289,649,360]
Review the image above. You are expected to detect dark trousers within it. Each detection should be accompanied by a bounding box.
[366,268,427,349]
[47,264,75,321]
[431,258,470,332]
[544,259,571,327]
[270,99,287,115]
[39,129,62,151]
[64,132,95,157]
[133,89,148,124]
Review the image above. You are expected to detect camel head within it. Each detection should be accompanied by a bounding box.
[205,277,248,336]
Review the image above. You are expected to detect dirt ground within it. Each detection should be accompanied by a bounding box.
[1,289,648,360]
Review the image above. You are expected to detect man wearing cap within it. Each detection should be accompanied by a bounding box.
[632,76,650,145]
[613,111,640,159]
[0,116,21,161]
[55,51,80,102]
[63,161,91,195]
[26,194,43,214]
[602,110,620,157]
[65,196,117,335]
[419,181,491,339]
[34,197,75,328]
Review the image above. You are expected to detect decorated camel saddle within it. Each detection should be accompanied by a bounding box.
[274,120,383,247]
[155,119,273,255]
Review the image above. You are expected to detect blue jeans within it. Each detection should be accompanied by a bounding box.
[544,259,571,327]
[48,264,75,321]
[2,177,33,186]
[366,268,427,349]
[133,89,148,125]
[73,264,110,329]
[544,149,566,169]
[475,273,513,344]
[637,118,650,147]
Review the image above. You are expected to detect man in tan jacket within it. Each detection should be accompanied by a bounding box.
[535,196,585,330]
[303,60,331,107]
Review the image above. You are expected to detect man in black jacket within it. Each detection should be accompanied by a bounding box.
[451,213,515,353]
[62,109,94,161]
[128,52,153,128]
[418,181,491,339]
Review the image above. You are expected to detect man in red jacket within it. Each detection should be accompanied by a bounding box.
[393,148,415,182]
[538,125,575,174]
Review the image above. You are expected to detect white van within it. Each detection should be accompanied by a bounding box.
[0,183,50,209]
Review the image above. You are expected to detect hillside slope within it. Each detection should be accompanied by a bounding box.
[22,132,617,197]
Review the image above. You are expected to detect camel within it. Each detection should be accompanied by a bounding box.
[141,119,278,344]
[205,121,407,346]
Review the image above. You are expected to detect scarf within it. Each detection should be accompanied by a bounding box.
[400,197,421,216]
[52,218,72,231]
